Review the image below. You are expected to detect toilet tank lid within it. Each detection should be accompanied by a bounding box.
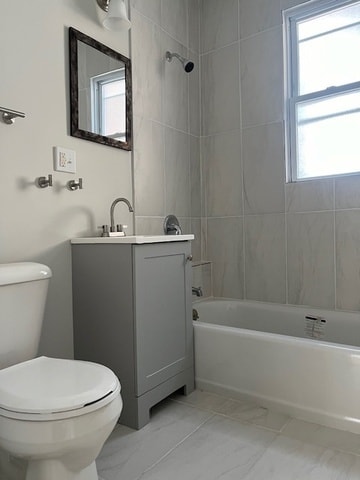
[0,356,120,415]
[0,262,52,286]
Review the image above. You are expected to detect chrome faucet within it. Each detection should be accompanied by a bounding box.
[110,197,134,233]
[192,286,203,297]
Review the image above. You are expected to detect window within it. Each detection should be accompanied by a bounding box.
[91,68,126,142]
[284,0,360,181]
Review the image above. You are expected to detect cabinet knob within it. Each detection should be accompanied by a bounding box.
[186,254,193,262]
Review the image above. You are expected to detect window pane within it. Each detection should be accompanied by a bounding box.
[299,25,360,94]
[90,68,126,139]
[298,8,360,95]
[298,3,360,40]
[100,78,126,139]
[103,93,126,140]
[103,79,125,98]
[296,90,360,179]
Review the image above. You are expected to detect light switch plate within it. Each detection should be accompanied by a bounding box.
[53,147,76,173]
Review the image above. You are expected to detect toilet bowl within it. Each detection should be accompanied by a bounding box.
[0,263,123,480]
[0,356,122,480]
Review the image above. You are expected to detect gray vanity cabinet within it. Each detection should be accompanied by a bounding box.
[71,240,194,429]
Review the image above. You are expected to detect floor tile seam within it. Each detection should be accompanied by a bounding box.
[170,398,235,419]
[170,398,360,454]
[169,398,287,434]
[170,394,250,416]
[279,419,360,457]
[234,431,283,480]
[169,397,214,412]
[275,431,360,458]
[333,446,360,458]
[212,410,288,434]
[278,415,293,433]
[297,438,360,459]
[211,431,360,480]
[139,413,216,476]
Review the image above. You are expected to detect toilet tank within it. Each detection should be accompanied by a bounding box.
[0,262,52,370]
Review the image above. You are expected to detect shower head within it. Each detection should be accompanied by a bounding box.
[166,51,194,73]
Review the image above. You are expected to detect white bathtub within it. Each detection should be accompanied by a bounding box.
[193,299,360,434]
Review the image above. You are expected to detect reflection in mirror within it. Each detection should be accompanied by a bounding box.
[69,28,132,150]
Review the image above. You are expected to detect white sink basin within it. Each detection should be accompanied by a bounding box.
[71,234,194,244]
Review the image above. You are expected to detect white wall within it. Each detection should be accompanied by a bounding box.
[0,1,133,358]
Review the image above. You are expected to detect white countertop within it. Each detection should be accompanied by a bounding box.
[71,234,194,244]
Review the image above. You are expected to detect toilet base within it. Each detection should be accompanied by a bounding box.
[26,459,98,480]
[0,449,26,480]
[0,394,122,480]
[0,453,99,480]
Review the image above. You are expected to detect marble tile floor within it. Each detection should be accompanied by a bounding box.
[97,390,360,480]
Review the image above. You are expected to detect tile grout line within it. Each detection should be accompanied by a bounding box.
[170,397,287,435]
[138,413,216,477]
[170,395,360,455]
[101,395,360,480]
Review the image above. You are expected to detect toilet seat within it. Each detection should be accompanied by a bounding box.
[0,356,121,421]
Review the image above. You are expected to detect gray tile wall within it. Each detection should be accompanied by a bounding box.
[131,0,360,311]
[131,0,202,259]
[200,0,360,311]
[199,0,244,299]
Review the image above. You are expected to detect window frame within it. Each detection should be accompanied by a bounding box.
[90,68,126,140]
[283,0,360,182]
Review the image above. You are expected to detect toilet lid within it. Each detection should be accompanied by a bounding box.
[0,356,120,415]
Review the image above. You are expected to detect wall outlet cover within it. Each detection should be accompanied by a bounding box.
[53,147,76,173]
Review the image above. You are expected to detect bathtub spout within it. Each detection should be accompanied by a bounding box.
[192,286,203,297]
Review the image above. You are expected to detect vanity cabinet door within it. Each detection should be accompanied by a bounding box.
[134,242,192,396]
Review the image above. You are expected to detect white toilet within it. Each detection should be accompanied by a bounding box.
[0,262,122,480]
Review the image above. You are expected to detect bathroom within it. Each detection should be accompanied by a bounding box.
[2,0,360,478]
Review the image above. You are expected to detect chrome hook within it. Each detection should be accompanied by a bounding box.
[67,178,83,191]
[37,174,53,189]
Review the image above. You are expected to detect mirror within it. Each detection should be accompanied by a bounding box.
[69,27,132,151]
